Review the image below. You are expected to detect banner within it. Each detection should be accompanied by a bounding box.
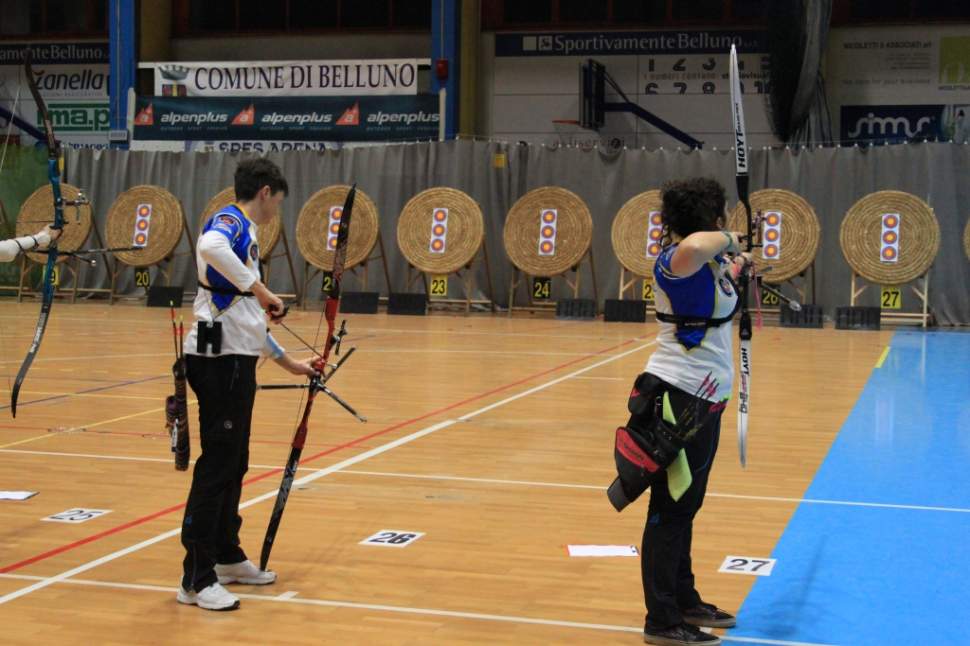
[0,46,110,148]
[840,104,969,143]
[133,95,439,142]
[828,26,970,104]
[147,59,423,97]
[0,42,109,65]
[495,30,765,57]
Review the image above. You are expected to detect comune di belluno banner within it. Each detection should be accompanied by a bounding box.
[148,59,421,97]
[133,95,440,142]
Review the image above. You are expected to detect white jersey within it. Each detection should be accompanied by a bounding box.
[183,204,282,358]
[645,244,738,402]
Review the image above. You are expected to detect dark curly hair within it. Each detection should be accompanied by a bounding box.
[234,158,289,201]
[659,177,726,247]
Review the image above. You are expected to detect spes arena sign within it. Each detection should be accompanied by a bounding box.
[144,59,424,97]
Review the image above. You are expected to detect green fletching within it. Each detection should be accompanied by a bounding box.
[662,391,677,425]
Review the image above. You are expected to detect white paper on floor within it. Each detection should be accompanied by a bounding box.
[567,545,639,557]
[0,491,37,501]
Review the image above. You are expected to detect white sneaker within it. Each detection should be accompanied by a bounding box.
[176,582,240,611]
[215,559,277,585]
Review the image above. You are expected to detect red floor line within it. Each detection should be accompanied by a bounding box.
[0,335,641,574]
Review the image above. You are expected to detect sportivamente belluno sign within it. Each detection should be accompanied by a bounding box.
[148,59,423,97]
[495,30,766,56]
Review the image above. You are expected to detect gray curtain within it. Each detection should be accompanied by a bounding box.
[790,0,833,145]
[66,140,970,325]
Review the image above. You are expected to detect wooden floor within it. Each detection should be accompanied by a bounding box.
[0,302,892,645]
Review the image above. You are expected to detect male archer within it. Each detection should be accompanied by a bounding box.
[177,158,316,611]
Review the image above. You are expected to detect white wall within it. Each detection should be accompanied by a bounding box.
[483,29,774,151]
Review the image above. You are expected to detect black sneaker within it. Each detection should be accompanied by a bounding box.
[643,622,721,645]
[682,602,736,628]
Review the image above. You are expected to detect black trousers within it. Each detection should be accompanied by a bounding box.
[181,354,258,592]
[638,377,723,628]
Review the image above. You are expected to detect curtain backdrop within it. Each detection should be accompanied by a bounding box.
[65,140,970,325]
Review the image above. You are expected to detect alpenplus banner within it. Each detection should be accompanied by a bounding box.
[147,59,422,97]
[132,94,439,142]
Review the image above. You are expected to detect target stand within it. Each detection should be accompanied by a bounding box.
[396,187,495,314]
[106,185,194,304]
[13,183,105,303]
[296,185,390,312]
[839,191,940,328]
[728,189,822,326]
[200,187,300,304]
[504,187,597,317]
[607,190,664,322]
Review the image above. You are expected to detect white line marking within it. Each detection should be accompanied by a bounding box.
[0,573,832,646]
[364,348,600,357]
[5,447,968,515]
[0,352,170,366]
[711,493,970,515]
[337,470,970,514]
[0,341,654,605]
[0,419,451,606]
[277,590,299,600]
[0,448,286,471]
[343,470,602,490]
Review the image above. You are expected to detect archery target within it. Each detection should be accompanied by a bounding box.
[840,190,938,285]
[106,185,184,267]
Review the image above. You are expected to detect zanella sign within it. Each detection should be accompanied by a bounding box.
[145,59,424,97]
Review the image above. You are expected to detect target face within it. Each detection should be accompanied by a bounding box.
[880,212,900,264]
[538,209,558,256]
[645,210,663,258]
[760,211,782,261]
[131,203,153,248]
[428,207,449,254]
[326,206,343,251]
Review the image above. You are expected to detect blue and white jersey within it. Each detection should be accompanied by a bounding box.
[184,204,282,358]
[645,244,738,402]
